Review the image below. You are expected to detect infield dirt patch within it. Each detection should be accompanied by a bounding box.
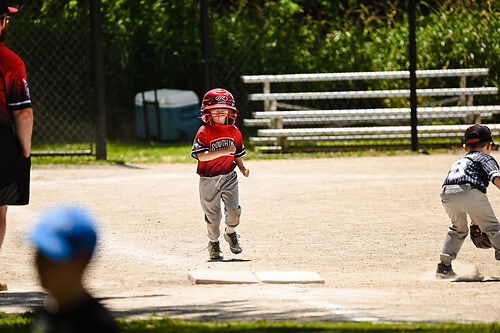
[2,152,500,323]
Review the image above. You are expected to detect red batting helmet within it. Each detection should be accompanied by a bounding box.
[200,88,237,126]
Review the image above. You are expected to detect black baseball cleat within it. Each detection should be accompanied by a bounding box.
[208,241,223,260]
[224,231,242,254]
[435,262,456,279]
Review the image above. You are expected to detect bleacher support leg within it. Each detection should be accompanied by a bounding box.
[263,82,270,111]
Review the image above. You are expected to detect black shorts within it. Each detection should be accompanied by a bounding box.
[0,127,31,205]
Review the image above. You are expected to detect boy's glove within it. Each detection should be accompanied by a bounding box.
[470,224,492,249]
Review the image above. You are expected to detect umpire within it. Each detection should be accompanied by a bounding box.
[0,0,33,291]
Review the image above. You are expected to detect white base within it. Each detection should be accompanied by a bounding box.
[188,270,324,284]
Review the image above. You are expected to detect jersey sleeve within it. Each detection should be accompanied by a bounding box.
[233,126,246,158]
[482,156,500,183]
[191,126,209,160]
[6,62,32,111]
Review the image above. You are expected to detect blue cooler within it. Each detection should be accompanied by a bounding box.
[135,89,201,141]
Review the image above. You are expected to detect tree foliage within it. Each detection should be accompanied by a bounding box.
[10,0,500,138]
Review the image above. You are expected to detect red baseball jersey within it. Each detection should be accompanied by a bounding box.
[191,124,246,177]
[0,42,32,127]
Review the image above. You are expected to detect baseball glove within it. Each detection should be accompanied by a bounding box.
[470,224,492,249]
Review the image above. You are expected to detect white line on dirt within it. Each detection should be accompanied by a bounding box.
[299,298,379,322]
[273,290,380,322]
[101,237,199,270]
[102,238,379,322]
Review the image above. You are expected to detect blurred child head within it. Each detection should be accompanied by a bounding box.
[29,204,98,300]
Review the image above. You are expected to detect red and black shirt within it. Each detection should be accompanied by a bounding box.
[191,124,246,177]
[0,42,32,128]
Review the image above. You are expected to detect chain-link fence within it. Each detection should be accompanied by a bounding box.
[7,1,95,155]
[4,1,497,155]
[206,1,498,113]
[203,1,499,151]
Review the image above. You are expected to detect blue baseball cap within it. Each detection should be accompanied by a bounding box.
[29,205,98,261]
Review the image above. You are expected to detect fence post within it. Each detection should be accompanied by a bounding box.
[409,0,418,151]
[90,0,107,160]
[201,0,215,92]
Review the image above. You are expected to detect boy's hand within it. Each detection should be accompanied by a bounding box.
[493,177,500,190]
[240,167,250,177]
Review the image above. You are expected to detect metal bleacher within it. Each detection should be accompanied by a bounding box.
[242,68,500,152]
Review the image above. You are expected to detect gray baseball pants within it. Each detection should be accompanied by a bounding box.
[199,171,241,242]
[440,184,500,262]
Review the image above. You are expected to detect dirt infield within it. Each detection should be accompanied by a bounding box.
[2,152,500,323]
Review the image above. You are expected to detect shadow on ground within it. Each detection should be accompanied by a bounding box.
[0,292,370,322]
[102,295,357,322]
[0,291,44,310]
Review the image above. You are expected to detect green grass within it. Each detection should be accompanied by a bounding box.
[116,319,500,332]
[31,140,195,165]
[1,313,500,332]
[30,139,461,165]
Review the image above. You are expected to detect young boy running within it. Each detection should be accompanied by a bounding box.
[191,88,249,260]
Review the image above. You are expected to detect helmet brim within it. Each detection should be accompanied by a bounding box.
[202,104,237,111]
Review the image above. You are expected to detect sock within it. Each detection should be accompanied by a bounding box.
[225,227,235,234]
